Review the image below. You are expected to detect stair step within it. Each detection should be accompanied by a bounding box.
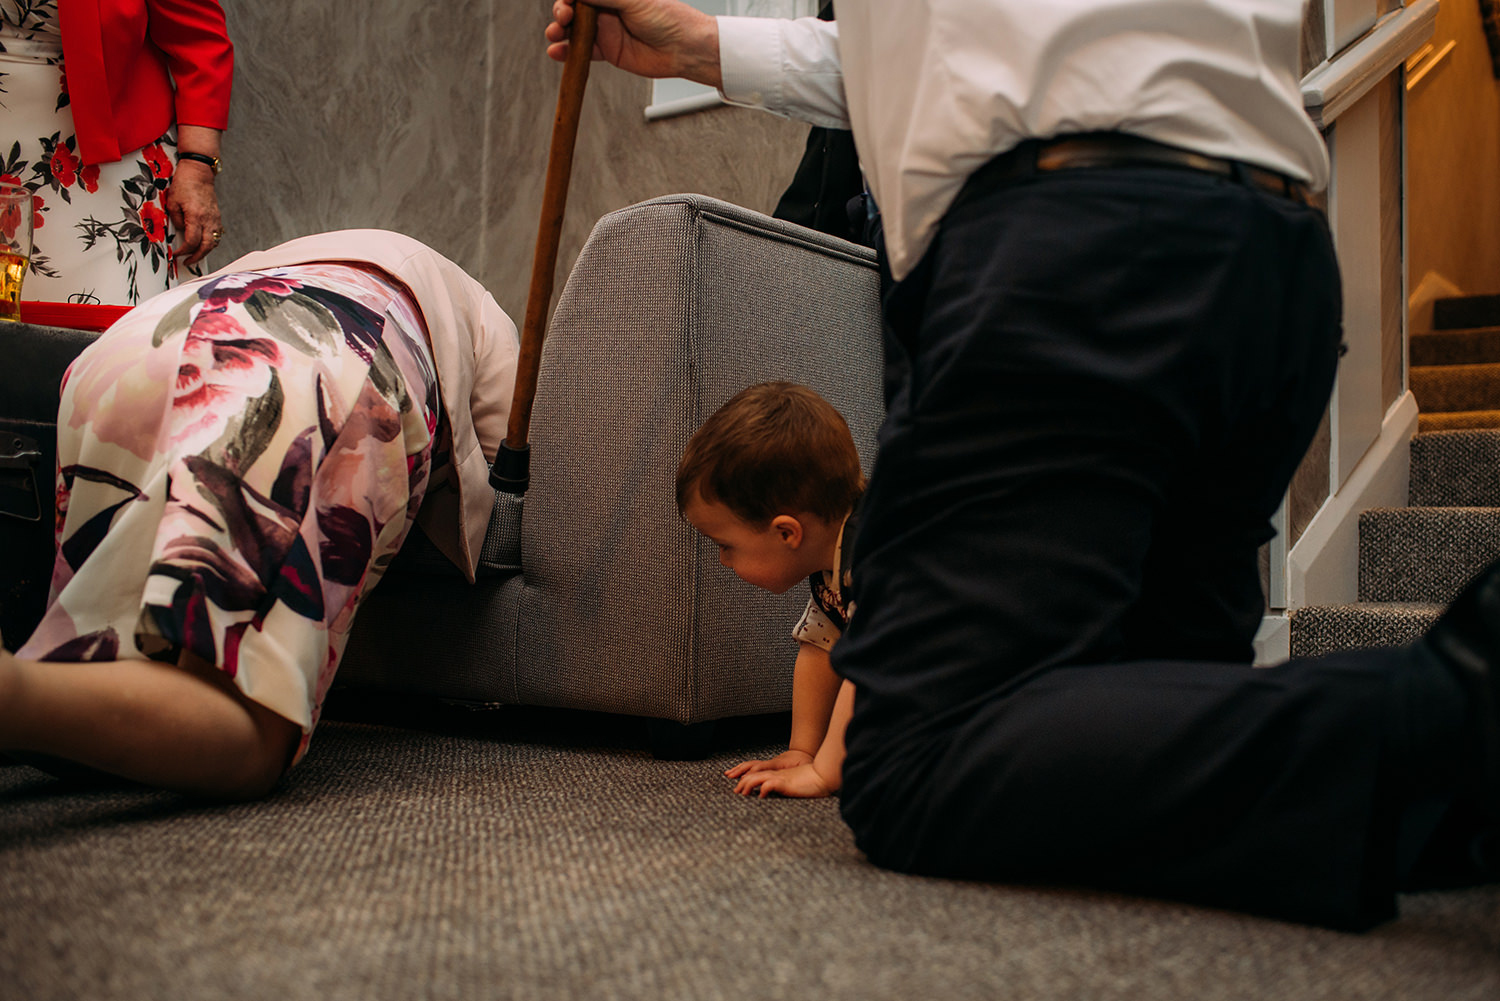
[1409,429,1500,506]
[1418,409,1500,433]
[1410,362,1500,413]
[1357,506,1500,603]
[1289,602,1441,658]
[1434,293,1500,330]
[1411,325,1500,366]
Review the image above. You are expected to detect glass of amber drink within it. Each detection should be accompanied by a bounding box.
[0,183,33,322]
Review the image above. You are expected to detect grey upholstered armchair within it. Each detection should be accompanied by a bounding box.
[339,194,885,753]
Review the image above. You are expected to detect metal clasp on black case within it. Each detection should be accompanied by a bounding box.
[0,430,43,522]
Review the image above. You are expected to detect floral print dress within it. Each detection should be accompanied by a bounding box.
[18,263,444,766]
[1,0,188,305]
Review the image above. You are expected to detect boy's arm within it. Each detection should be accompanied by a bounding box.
[725,642,841,778]
[735,679,853,799]
[810,678,854,789]
[789,641,842,757]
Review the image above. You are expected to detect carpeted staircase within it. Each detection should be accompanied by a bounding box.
[1291,294,1500,656]
[1411,294,1500,432]
[1290,429,1500,655]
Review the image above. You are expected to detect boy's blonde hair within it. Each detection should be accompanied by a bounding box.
[676,381,864,527]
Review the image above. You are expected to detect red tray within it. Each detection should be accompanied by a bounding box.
[19,300,131,331]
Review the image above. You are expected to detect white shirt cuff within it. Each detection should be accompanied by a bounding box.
[717,16,850,130]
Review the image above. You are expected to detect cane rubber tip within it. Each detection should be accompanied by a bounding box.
[490,441,531,494]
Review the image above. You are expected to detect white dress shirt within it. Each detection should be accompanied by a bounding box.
[717,2,1330,281]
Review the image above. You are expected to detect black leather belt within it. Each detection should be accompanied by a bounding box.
[956,132,1312,207]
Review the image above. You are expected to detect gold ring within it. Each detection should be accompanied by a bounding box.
[210,229,224,243]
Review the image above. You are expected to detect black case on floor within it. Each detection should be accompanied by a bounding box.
[1,322,99,651]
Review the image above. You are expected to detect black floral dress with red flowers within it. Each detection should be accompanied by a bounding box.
[2,0,189,305]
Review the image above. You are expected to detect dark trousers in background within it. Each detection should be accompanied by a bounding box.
[834,164,1467,930]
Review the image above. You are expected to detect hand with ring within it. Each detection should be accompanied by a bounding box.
[166,127,225,268]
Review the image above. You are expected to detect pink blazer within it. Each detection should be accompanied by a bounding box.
[216,232,522,582]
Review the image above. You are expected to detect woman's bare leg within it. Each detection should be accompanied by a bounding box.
[0,647,300,799]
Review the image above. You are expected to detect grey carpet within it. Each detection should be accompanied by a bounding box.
[1409,430,1500,507]
[1357,507,1500,603]
[1410,326,1500,367]
[2,704,1497,1001]
[1434,294,1500,332]
[1411,362,1500,414]
[1291,429,1500,651]
[1288,602,1441,658]
[1419,410,1500,433]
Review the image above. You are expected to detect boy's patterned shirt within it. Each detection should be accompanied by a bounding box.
[791,504,858,652]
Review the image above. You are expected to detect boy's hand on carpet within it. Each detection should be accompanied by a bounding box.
[733,762,835,799]
[724,749,812,780]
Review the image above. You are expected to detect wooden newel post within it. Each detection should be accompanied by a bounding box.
[491,2,600,494]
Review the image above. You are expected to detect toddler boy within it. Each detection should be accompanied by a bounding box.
[676,381,862,798]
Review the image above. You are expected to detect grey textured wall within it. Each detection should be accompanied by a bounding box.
[215,2,810,321]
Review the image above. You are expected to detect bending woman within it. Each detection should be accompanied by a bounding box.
[0,230,518,798]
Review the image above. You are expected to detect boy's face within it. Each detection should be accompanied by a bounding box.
[682,492,808,595]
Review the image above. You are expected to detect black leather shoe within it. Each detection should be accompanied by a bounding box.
[1419,556,1500,822]
[1400,799,1500,890]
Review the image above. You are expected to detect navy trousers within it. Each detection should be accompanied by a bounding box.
[833,164,1463,929]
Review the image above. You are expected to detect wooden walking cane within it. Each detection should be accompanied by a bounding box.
[491,2,600,494]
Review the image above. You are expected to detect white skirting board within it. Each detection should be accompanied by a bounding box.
[1253,614,1291,667]
[1253,390,1420,666]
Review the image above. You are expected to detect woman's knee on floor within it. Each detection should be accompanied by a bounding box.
[214,703,301,801]
[176,650,302,800]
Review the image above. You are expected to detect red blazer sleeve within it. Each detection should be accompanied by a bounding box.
[146,0,234,131]
[60,0,233,164]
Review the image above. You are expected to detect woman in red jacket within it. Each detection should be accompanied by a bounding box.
[1,0,233,305]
